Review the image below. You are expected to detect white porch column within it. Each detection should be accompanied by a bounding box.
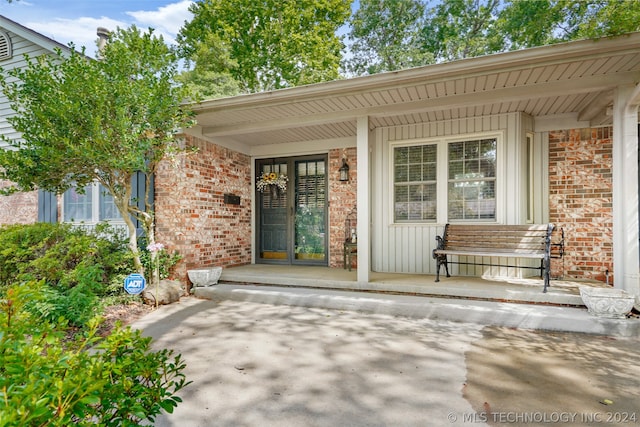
[612,84,640,302]
[356,116,370,284]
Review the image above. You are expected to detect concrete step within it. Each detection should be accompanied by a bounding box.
[217,265,587,307]
[194,284,640,337]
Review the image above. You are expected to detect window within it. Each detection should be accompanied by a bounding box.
[63,185,92,222]
[392,134,499,223]
[393,144,437,222]
[63,183,122,223]
[448,138,496,221]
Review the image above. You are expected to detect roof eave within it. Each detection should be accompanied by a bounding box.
[192,32,640,113]
[0,14,75,56]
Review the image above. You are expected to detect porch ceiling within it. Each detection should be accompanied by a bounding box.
[193,33,640,147]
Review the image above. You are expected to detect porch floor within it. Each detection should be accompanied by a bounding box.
[215,264,606,307]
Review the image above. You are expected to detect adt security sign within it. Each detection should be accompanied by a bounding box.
[124,273,146,295]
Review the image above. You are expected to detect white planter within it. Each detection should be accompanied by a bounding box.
[579,287,635,319]
[187,267,223,287]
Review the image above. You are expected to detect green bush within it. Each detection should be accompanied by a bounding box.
[0,223,136,328]
[0,282,189,426]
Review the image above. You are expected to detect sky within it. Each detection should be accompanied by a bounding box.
[0,0,194,57]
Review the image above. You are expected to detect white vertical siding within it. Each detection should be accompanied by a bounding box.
[534,131,550,224]
[372,112,541,276]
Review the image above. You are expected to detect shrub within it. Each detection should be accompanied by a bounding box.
[0,223,137,328]
[0,222,69,286]
[0,282,189,425]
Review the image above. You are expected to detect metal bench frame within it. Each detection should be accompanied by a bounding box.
[432,223,563,293]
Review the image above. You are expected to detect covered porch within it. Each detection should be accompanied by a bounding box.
[163,32,640,309]
[207,264,603,307]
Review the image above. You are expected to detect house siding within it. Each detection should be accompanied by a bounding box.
[154,134,252,283]
[372,112,532,276]
[0,21,64,225]
[548,127,613,283]
[0,27,53,145]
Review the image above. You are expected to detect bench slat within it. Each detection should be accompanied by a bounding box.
[434,249,545,258]
[433,223,560,293]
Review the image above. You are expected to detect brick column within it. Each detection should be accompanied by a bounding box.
[328,147,357,268]
[548,128,613,283]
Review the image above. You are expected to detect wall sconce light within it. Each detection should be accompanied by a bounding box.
[339,157,350,182]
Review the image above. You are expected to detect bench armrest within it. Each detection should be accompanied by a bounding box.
[432,224,448,259]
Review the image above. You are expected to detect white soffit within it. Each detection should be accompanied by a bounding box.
[194,33,640,146]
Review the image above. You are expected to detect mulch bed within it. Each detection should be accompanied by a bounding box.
[97,300,155,337]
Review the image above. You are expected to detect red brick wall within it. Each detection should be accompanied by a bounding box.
[0,180,38,225]
[328,148,357,268]
[548,128,613,283]
[155,135,252,283]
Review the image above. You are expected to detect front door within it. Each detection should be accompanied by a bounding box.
[256,155,328,265]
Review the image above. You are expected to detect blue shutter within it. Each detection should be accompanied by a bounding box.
[38,189,58,223]
[131,171,154,237]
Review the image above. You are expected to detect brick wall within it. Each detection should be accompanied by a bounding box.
[0,180,38,225]
[155,135,252,284]
[548,127,613,284]
[328,148,357,268]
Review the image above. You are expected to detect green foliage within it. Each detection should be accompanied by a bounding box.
[0,223,136,328]
[345,0,640,76]
[420,0,502,62]
[176,32,241,101]
[0,26,195,273]
[178,0,351,93]
[496,0,640,49]
[0,283,189,425]
[345,0,433,75]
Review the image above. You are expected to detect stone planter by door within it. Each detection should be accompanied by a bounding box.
[187,267,223,287]
[579,287,635,319]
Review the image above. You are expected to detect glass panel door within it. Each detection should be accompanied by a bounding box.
[256,156,328,265]
[257,161,289,261]
[294,158,327,264]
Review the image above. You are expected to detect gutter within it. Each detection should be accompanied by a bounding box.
[192,32,640,113]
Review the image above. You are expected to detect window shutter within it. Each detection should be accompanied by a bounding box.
[38,190,58,223]
[131,171,154,237]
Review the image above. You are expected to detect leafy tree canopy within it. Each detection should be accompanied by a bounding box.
[178,0,351,94]
[0,26,194,272]
[175,32,241,101]
[345,0,433,76]
[346,0,640,76]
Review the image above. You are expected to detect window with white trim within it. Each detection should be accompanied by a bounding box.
[392,135,498,223]
[393,144,437,222]
[63,183,122,223]
[447,138,496,221]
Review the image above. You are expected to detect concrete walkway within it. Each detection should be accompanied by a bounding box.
[134,296,485,427]
[131,286,640,427]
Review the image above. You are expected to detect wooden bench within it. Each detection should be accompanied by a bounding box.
[432,223,563,293]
